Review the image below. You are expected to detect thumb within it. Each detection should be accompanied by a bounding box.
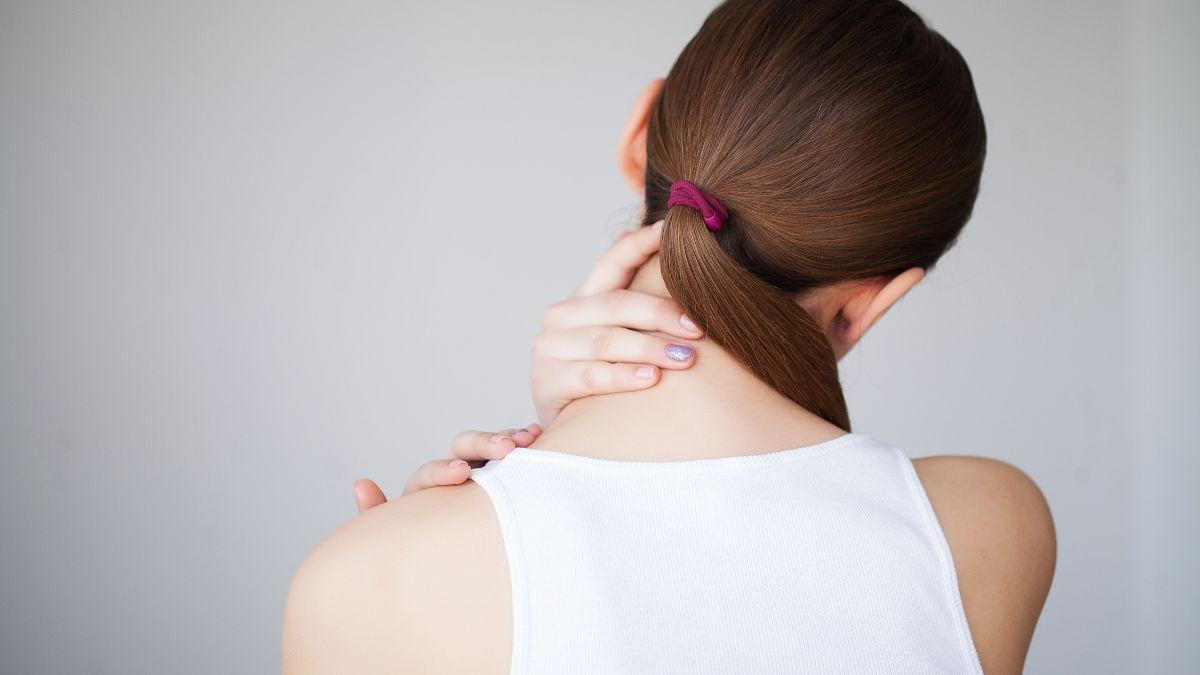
[353,478,388,513]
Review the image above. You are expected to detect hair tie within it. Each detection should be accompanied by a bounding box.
[667,180,728,232]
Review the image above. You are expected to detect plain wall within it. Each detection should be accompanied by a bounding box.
[1,1,1196,672]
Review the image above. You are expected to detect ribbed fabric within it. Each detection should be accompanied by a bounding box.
[470,433,983,675]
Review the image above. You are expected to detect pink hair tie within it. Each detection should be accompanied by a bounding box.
[667,180,728,232]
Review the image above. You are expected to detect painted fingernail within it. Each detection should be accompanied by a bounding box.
[652,220,664,231]
[665,344,694,361]
[449,459,468,468]
[490,434,511,444]
[634,365,657,379]
[679,314,699,332]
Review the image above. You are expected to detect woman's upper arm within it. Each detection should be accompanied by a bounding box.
[913,455,1057,675]
[282,505,412,674]
[282,483,509,674]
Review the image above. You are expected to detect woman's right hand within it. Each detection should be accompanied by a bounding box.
[354,222,703,507]
[531,221,703,425]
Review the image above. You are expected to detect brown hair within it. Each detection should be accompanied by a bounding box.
[645,0,986,430]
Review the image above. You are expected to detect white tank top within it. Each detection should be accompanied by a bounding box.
[469,433,982,674]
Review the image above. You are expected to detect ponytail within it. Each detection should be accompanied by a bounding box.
[658,206,851,430]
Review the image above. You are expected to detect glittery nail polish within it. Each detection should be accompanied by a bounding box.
[665,344,694,361]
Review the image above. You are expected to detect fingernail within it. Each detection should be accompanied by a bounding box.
[634,365,657,379]
[665,344,694,361]
[679,314,698,332]
[449,459,467,468]
[490,434,511,444]
[652,220,664,231]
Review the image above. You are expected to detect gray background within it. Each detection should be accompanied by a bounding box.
[1,0,1196,672]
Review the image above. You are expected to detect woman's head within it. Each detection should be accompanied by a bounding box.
[618,0,985,430]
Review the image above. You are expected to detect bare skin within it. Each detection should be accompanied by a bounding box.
[284,80,1056,674]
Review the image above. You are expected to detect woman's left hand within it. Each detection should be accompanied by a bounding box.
[351,424,543,512]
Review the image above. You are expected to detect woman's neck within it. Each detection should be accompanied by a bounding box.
[529,257,848,462]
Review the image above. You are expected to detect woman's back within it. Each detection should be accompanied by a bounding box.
[470,433,980,674]
[284,432,1053,674]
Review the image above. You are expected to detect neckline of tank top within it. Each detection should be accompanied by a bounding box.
[500,432,872,474]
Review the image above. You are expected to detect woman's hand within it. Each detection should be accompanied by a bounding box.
[352,424,544,512]
[532,221,703,424]
[354,222,702,509]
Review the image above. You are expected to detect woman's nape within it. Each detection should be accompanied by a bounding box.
[529,249,919,462]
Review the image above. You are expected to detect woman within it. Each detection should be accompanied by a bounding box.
[284,1,1055,673]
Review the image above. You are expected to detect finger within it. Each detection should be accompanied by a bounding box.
[549,361,665,400]
[509,422,543,448]
[541,289,703,339]
[573,221,664,297]
[449,430,518,462]
[535,326,697,369]
[402,459,472,496]
[353,478,388,513]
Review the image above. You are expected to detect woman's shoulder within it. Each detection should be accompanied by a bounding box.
[911,454,1056,675]
[282,482,510,674]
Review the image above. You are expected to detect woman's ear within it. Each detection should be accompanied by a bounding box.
[810,267,925,359]
[616,78,664,193]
